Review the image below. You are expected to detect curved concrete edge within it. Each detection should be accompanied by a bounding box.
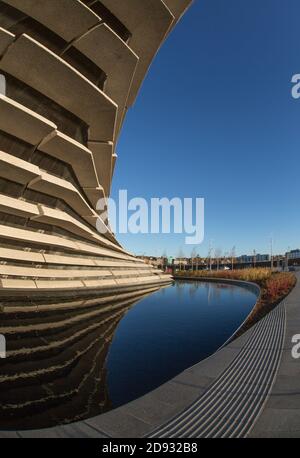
[0,278,262,438]
[0,277,173,300]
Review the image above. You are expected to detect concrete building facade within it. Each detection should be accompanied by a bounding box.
[0,0,192,297]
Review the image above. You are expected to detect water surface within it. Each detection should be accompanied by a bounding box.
[107,280,257,407]
[0,280,257,429]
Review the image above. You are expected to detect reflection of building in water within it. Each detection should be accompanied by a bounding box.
[0,287,159,430]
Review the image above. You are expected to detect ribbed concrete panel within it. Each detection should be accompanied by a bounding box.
[0,193,39,219]
[0,150,40,184]
[73,23,139,137]
[0,247,45,263]
[83,186,105,209]
[89,141,113,197]
[162,0,192,21]
[40,132,100,189]
[32,206,105,244]
[0,34,118,141]
[1,2,139,139]
[96,0,175,106]
[2,0,101,42]
[0,26,15,55]
[0,95,57,145]
[0,149,112,240]
[28,172,97,218]
[0,0,192,296]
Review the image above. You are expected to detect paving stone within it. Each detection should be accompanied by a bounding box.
[85,410,152,438]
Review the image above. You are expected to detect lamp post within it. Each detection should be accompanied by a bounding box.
[270,236,274,271]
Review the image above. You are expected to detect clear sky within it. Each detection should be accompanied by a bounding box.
[111,0,300,258]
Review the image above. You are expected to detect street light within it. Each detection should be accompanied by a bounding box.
[270,236,274,270]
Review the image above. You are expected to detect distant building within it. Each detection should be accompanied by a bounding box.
[173,258,188,266]
[237,255,251,263]
[237,254,270,263]
[256,254,271,262]
[287,249,300,260]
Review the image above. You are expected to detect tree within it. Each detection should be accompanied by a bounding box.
[196,253,200,271]
[190,247,197,271]
[162,250,167,270]
[178,248,185,271]
[223,251,229,267]
[207,242,213,271]
[230,246,236,270]
[214,248,222,271]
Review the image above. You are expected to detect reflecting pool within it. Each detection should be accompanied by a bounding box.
[107,280,257,407]
[0,280,257,430]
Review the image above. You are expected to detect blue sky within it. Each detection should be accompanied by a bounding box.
[111,0,300,258]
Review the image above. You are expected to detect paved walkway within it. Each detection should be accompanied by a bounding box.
[249,272,300,437]
[1,274,299,438]
[150,302,285,438]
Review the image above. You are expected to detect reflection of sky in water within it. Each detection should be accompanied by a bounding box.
[107,281,257,407]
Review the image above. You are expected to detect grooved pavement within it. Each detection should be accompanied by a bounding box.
[149,303,285,438]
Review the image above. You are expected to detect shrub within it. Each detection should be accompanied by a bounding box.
[176,268,272,283]
[264,273,296,303]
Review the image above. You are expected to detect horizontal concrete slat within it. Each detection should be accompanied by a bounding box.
[0,193,39,218]
[162,0,192,21]
[88,141,113,197]
[0,245,149,269]
[28,172,95,218]
[28,175,115,249]
[39,131,100,189]
[112,269,151,277]
[74,23,139,137]
[0,247,45,263]
[99,0,174,106]
[0,149,114,244]
[0,95,56,145]
[2,0,100,42]
[35,279,84,289]
[0,276,169,291]
[0,223,135,261]
[43,253,97,266]
[0,267,158,281]
[94,260,148,268]
[0,150,40,184]
[0,26,15,55]
[82,279,117,288]
[83,186,105,209]
[34,205,103,244]
[0,184,109,248]
[0,264,112,278]
[0,279,36,289]
[115,275,170,286]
